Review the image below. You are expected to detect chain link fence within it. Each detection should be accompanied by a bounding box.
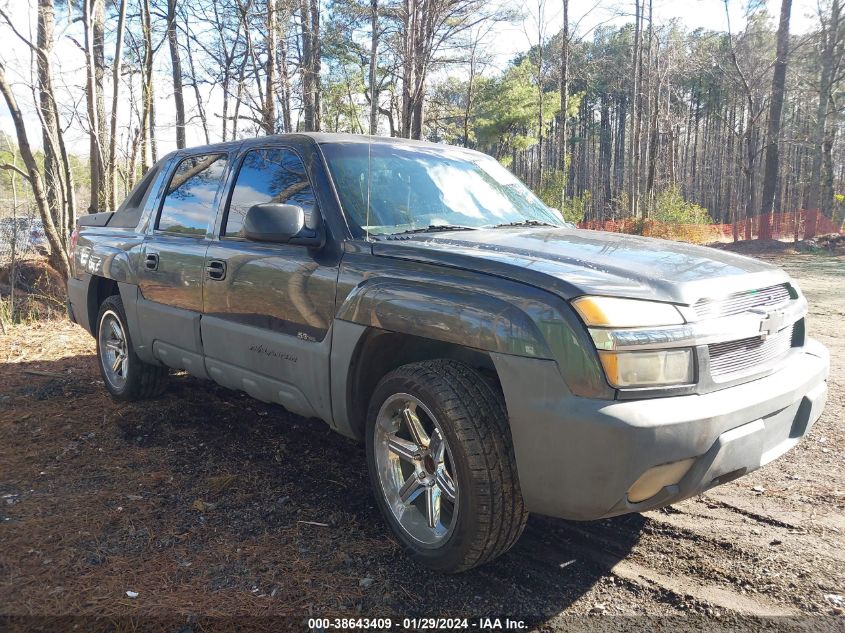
[0,213,47,266]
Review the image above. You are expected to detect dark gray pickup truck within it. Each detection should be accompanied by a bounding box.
[68,133,830,572]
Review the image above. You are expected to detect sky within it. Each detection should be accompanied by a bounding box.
[0,0,824,158]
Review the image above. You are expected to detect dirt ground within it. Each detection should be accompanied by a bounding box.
[0,251,843,631]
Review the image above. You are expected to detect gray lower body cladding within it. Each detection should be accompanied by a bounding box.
[492,339,829,521]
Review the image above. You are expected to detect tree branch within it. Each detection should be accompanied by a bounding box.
[0,163,31,181]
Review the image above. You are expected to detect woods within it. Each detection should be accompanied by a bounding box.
[495,0,845,236]
[1,0,844,274]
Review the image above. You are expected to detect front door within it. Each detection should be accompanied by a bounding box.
[136,152,229,376]
[201,145,340,421]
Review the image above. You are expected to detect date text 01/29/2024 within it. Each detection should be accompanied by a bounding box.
[306,618,527,630]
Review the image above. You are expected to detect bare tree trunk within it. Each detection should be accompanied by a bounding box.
[211,0,237,142]
[264,0,277,134]
[639,0,653,217]
[759,0,792,239]
[310,0,321,130]
[36,0,62,230]
[140,0,154,172]
[300,0,314,130]
[410,2,432,140]
[369,0,379,135]
[400,0,414,138]
[535,0,545,186]
[83,0,99,212]
[807,0,840,237]
[558,0,568,174]
[279,39,293,133]
[628,0,641,218]
[822,128,836,220]
[83,0,107,212]
[167,0,186,148]
[0,62,70,279]
[462,31,480,147]
[108,0,127,208]
[2,0,75,257]
[94,0,107,207]
[743,116,758,239]
[127,125,139,191]
[231,38,249,139]
[184,19,210,144]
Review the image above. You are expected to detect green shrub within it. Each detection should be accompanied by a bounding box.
[536,169,587,224]
[647,186,712,225]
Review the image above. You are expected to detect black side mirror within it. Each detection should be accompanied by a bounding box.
[242,203,324,247]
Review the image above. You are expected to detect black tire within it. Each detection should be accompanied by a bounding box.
[365,359,527,572]
[95,294,168,401]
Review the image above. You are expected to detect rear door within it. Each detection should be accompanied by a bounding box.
[136,152,230,377]
[201,144,341,421]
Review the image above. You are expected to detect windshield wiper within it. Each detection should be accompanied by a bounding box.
[489,220,558,229]
[390,224,478,235]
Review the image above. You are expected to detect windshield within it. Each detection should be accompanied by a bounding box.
[320,142,564,237]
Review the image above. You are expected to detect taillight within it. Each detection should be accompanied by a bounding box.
[70,228,78,251]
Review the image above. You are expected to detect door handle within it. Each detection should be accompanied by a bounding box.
[205,259,226,280]
[144,253,159,271]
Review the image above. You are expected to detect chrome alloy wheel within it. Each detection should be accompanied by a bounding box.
[98,309,129,390]
[374,393,459,546]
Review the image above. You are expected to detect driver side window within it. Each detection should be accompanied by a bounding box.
[223,148,316,238]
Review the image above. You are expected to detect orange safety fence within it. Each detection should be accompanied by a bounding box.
[578,210,843,242]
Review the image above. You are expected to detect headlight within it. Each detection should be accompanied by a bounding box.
[598,349,694,388]
[572,296,685,328]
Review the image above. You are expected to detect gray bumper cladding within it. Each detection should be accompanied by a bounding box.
[492,339,830,521]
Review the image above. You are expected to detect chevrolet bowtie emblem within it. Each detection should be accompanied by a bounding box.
[759,310,787,339]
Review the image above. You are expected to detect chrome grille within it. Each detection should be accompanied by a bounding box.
[694,284,792,319]
[708,324,794,378]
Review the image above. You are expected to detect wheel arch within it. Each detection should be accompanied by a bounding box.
[81,276,152,364]
[331,323,500,442]
[86,275,120,334]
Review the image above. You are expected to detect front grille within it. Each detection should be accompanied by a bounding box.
[708,324,794,378]
[694,283,791,319]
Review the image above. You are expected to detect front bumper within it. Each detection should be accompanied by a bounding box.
[491,338,830,521]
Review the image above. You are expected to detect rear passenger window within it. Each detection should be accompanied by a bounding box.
[156,153,228,236]
[223,148,316,238]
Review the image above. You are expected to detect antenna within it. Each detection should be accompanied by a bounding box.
[365,136,372,242]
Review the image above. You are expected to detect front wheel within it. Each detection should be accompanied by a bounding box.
[365,360,527,572]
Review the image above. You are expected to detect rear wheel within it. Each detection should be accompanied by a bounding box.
[366,360,527,572]
[96,295,167,401]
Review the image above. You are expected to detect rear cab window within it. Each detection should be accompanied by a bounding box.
[156,153,229,237]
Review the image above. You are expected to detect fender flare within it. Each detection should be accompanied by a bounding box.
[334,278,553,359]
[328,278,556,439]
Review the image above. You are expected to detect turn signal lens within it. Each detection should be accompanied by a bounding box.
[599,348,693,388]
[572,296,684,328]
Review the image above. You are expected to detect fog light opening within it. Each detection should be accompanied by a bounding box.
[627,458,696,504]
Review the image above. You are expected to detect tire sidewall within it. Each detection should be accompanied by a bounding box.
[365,371,486,572]
[96,297,134,399]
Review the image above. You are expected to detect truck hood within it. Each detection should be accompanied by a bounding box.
[371,227,791,305]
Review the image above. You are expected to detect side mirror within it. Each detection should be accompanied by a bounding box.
[242,203,324,246]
